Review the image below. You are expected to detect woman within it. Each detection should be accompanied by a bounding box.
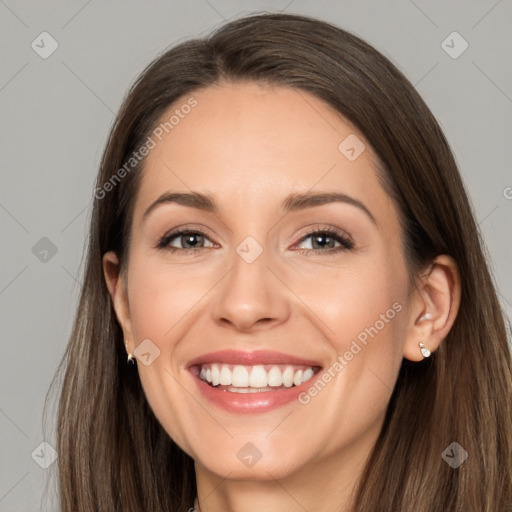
[46,12,511,511]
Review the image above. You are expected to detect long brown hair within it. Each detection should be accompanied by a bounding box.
[43,12,512,511]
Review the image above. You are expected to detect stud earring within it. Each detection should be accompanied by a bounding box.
[418,342,431,358]
[125,340,136,365]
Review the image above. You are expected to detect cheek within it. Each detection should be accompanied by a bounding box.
[298,255,406,352]
[283,276,406,467]
[301,254,408,417]
[124,254,210,452]
[126,253,210,343]
[328,274,403,345]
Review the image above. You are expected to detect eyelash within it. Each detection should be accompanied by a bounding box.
[296,226,355,255]
[156,225,355,256]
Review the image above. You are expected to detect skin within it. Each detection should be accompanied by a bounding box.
[103,81,460,512]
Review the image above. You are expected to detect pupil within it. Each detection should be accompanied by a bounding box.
[184,234,201,248]
[313,234,333,249]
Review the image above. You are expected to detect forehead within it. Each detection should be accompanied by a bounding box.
[133,81,394,223]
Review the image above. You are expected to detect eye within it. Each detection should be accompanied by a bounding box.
[294,227,355,255]
[156,226,355,255]
[156,229,215,253]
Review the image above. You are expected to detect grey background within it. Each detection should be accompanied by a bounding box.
[1,1,511,510]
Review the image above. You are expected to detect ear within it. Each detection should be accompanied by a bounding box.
[103,251,135,356]
[403,254,461,361]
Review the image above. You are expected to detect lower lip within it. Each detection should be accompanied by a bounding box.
[189,371,318,414]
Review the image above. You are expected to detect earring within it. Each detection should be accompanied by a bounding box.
[125,340,136,365]
[418,342,431,358]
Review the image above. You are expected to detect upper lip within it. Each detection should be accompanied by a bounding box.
[186,349,322,368]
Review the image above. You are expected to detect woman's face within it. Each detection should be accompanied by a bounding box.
[108,81,416,481]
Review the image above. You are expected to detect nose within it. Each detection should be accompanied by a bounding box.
[211,246,291,333]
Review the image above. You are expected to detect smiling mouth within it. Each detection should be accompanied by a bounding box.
[190,363,321,393]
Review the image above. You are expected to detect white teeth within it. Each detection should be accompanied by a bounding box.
[211,365,220,386]
[219,365,232,385]
[199,363,317,389]
[302,368,314,382]
[232,366,249,387]
[224,386,272,393]
[268,366,283,387]
[249,365,267,388]
[282,366,294,387]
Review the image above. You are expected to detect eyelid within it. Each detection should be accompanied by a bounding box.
[160,224,216,240]
[289,224,354,252]
[154,224,218,250]
[294,224,354,244]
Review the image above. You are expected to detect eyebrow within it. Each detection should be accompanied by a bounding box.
[142,191,376,225]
